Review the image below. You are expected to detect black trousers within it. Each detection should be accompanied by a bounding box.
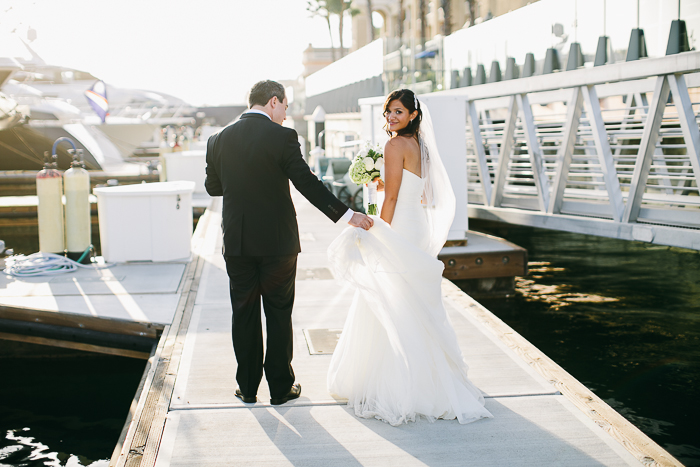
[224,254,297,399]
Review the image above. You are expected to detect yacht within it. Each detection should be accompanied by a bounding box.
[0,36,196,172]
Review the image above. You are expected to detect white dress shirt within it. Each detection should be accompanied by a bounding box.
[245,109,354,223]
[245,109,272,119]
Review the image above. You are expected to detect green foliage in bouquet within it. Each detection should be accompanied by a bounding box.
[349,144,384,186]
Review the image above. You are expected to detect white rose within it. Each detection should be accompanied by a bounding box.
[374,157,384,170]
[363,157,374,171]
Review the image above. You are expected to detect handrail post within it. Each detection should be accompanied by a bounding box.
[516,93,550,211]
[622,75,670,223]
[667,74,700,190]
[549,87,583,214]
[581,84,625,222]
[491,95,518,208]
[466,100,492,205]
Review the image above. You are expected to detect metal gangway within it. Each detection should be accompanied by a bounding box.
[362,52,700,251]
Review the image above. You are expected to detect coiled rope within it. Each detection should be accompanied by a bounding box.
[3,248,113,277]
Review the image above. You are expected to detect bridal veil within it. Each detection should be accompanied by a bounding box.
[418,100,457,258]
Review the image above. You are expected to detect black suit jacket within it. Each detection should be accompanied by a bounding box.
[205,113,348,256]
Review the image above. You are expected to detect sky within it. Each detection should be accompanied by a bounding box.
[0,0,353,106]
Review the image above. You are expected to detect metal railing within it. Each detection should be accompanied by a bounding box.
[454,52,700,250]
[362,52,700,250]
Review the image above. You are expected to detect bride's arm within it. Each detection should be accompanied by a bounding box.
[379,140,404,225]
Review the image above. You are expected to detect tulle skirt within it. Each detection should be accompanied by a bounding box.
[326,217,493,426]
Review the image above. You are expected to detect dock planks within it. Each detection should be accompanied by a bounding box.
[112,189,681,467]
[0,261,187,324]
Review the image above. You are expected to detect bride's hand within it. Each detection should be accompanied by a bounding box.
[372,177,385,192]
[349,212,374,230]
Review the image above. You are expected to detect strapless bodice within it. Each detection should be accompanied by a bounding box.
[391,169,430,252]
[395,169,423,208]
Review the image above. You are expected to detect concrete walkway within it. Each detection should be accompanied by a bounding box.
[135,190,676,467]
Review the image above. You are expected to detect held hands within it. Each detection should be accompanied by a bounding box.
[371,176,385,192]
[349,212,374,230]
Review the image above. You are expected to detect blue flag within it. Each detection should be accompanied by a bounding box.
[85,80,108,123]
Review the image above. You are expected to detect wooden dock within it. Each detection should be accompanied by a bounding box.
[107,191,681,467]
[0,256,187,358]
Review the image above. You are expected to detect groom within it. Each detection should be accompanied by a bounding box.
[205,80,373,405]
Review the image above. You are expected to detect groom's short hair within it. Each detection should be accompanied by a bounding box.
[248,80,286,108]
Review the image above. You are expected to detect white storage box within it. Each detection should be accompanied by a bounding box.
[164,150,207,193]
[94,181,195,262]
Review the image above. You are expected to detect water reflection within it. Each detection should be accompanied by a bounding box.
[0,348,145,467]
[517,264,620,309]
[471,220,700,467]
[1,428,108,466]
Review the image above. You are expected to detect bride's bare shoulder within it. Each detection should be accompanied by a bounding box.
[384,136,415,158]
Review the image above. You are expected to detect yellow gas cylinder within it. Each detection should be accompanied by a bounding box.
[36,152,65,254]
[64,149,91,262]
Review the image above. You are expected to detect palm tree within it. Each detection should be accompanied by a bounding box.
[466,0,476,27]
[441,0,452,35]
[307,0,337,61]
[308,0,359,59]
[366,0,375,42]
[419,0,426,47]
[328,0,358,58]
[397,0,404,40]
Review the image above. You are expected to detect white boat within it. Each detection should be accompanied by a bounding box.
[0,35,196,172]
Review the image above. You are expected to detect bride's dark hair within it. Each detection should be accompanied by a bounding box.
[383,89,422,139]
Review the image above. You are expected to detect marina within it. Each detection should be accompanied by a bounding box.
[0,186,688,465]
[105,194,676,467]
[1,0,699,465]
[1,214,697,465]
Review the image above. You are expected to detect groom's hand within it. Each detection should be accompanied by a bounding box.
[349,212,374,230]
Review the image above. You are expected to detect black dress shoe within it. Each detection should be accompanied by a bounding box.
[270,383,301,405]
[235,388,257,404]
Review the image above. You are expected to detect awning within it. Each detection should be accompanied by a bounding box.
[414,50,437,59]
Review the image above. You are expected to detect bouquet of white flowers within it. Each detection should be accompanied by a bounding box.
[349,143,384,215]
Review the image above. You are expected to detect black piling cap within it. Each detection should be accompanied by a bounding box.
[543,48,561,74]
[627,28,648,61]
[566,42,585,70]
[666,20,690,55]
[461,67,473,87]
[474,64,487,85]
[488,60,502,83]
[522,53,536,78]
[594,36,612,66]
[451,70,461,89]
[504,57,519,80]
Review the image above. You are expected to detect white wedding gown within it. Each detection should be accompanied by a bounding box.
[327,169,494,426]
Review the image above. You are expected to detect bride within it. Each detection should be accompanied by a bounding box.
[326,89,494,426]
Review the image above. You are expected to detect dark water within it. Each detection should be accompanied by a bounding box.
[470,220,700,466]
[0,233,143,466]
[0,352,145,466]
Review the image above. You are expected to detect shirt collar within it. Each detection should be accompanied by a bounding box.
[245,109,271,120]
